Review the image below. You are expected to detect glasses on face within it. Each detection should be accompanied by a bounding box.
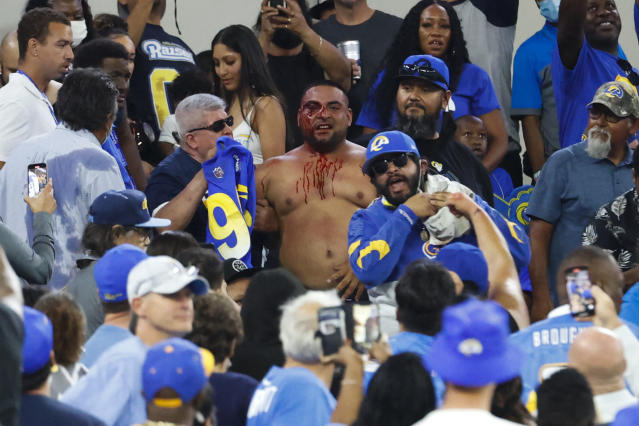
[188,116,234,134]
[399,63,448,86]
[617,59,639,86]
[588,105,623,124]
[371,152,411,175]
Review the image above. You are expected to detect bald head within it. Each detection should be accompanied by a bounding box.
[0,31,19,85]
[568,327,626,394]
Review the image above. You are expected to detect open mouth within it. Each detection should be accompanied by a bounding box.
[314,123,332,132]
[597,20,616,30]
[388,175,407,193]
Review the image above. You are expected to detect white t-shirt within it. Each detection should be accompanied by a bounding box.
[0,125,125,288]
[414,409,524,425]
[0,72,57,161]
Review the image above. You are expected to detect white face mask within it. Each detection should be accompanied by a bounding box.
[71,20,87,48]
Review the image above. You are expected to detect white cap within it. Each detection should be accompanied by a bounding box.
[127,256,209,301]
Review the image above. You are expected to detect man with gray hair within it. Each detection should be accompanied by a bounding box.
[145,93,232,242]
[246,290,364,426]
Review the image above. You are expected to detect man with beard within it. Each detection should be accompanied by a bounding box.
[528,81,639,321]
[255,81,376,298]
[256,0,351,150]
[360,55,494,204]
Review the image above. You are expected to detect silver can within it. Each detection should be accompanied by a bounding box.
[337,40,361,81]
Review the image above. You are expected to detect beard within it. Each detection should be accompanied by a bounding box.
[304,127,346,154]
[272,29,303,49]
[586,126,612,160]
[374,168,421,206]
[396,112,439,142]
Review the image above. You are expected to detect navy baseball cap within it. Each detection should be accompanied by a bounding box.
[363,130,420,175]
[427,299,523,387]
[223,258,261,284]
[89,189,171,228]
[22,306,53,374]
[397,54,450,91]
[94,244,149,303]
[436,242,489,295]
[142,338,213,406]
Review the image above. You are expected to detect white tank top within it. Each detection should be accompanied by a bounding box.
[233,105,263,165]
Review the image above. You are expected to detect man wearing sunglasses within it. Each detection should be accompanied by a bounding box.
[553,0,639,149]
[528,81,639,322]
[145,93,233,242]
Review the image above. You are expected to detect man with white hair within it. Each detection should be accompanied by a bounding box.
[246,291,364,426]
[569,327,637,424]
[528,80,639,320]
[145,93,233,242]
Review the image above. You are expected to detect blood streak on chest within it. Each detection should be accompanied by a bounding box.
[296,154,343,203]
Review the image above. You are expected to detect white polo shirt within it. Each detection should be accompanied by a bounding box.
[0,72,57,162]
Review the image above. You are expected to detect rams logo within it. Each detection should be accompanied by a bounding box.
[422,242,441,258]
[431,161,443,172]
[604,84,623,99]
[458,338,483,356]
[370,135,390,152]
[141,198,148,211]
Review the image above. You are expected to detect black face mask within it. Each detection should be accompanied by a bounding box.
[272,28,303,50]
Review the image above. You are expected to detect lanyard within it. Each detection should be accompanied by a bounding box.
[17,70,58,124]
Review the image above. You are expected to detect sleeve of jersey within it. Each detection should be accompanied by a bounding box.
[474,194,531,271]
[348,204,418,288]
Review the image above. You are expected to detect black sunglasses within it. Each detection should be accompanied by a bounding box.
[616,59,639,86]
[371,152,412,175]
[398,63,448,86]
[188,116,234,133]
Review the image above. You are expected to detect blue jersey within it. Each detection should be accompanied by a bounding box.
[510,314,639,404]
[102,126,136,190]
[202,137,256,266]
[127,24,196,138]
[490,167,514,205]
[246,366,336,426]
[348,194,530,287]
[552,38,634,148]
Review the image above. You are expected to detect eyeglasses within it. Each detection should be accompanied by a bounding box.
[188,116,234,133]
[588,105,624,124]
[616,59,639,86]
[398,63,448,87]
[371,152,412,175]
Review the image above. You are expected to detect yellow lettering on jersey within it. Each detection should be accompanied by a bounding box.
[204,192,250,259]
[149,68,180,129]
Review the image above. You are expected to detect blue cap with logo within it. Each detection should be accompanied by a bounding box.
[89,189,171,228]
[94,244,149,303]
[436,242,490,295]
[397,54,450,91]
[363,130,420,175]
[22,306,54,374]
[142,338,212,407]
[427,299,523,387]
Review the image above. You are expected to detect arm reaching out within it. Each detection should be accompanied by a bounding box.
[557,0,586,69]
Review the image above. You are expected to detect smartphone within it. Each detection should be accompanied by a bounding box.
[27,163,48,197]
[317,306,346,357]
[345,302,380,353]
[565,266,595,317]
[268,0,288,16]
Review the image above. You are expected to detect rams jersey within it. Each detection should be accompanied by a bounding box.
[127,24,196,139]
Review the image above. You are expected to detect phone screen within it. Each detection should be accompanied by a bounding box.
[317,306,346,357]
[565,266,595,317]
[351,303,380,353]
[268,0,287,15]
[27,163,48,198]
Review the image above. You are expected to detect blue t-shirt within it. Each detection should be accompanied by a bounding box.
[247,366,336,426]
[490,167,514,204]
[102,126,136,190]
[80,324,132,368]
[620,282,639,329]
[210,372,259,426]
[21,394,105,426]
[357,63,500,131]
[527,142,633,302]
[511,22,560,156]
[552,38,635,148]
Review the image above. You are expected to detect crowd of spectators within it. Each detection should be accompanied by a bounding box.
[2,0,639,425]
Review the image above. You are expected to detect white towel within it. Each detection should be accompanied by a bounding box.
[423,174,474,245]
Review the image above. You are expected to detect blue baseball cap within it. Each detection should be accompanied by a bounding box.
[397,54,450,91]
[22,306,53,374]
[436,242,489,295]
[142,338,212,406]
[363,130,420,175]
[612,403,639,426]
[427,299,523,387]
[89,189,171,228]
[94,244,149,302]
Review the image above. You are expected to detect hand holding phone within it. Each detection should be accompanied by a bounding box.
[268,0,288,15]
[317,306,346,357]
[565,266,595,318]
[27,163,48,198]
[346,302,381,354]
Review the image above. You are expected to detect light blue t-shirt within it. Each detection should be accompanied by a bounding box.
[80,324,132,368]
[620,282,639,329]
[60,336,147,426]
[246,366,336,426]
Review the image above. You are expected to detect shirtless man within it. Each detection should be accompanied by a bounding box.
[256,81,376,298]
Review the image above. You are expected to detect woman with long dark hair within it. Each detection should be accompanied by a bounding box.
[357,0,508,172]
[212,25,286,164]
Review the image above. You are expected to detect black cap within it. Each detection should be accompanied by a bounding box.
[223,258,261,284]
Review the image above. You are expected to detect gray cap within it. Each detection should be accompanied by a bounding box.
[587,81,639,119]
